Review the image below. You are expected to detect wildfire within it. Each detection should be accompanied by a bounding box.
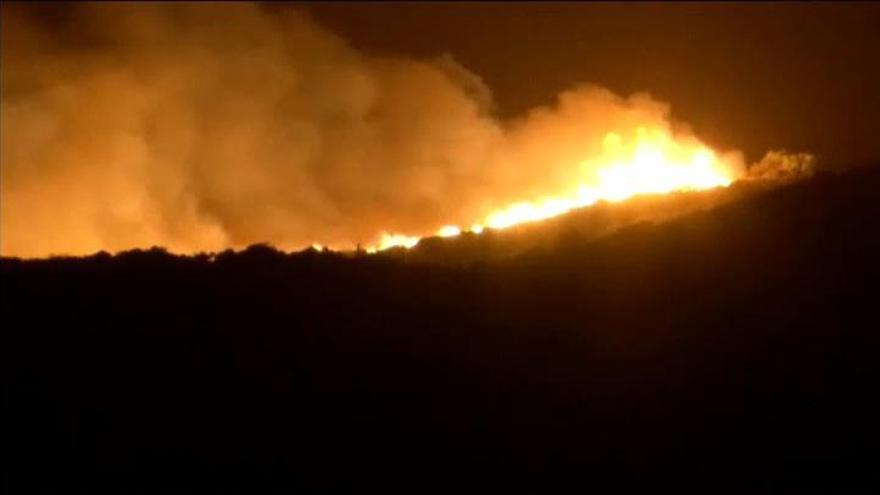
[367,127,738,251]
[368,233,422,253]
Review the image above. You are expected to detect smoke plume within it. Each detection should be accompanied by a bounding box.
[1,3,807,257]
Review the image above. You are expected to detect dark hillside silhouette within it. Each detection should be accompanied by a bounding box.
[4,166,880,492]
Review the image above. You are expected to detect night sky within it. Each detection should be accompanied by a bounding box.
[302,2,880,167]
[2,2,877,257]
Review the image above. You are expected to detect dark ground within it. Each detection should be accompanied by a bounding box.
[4,166,880,493]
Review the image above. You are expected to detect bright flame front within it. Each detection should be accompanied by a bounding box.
[367,127,737,252]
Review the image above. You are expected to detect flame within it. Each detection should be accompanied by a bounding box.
[365,128,738,252]
[437,225,462,237]
[373,232,421,251]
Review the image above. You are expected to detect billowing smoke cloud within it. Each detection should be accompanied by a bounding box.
[0,3,805,257]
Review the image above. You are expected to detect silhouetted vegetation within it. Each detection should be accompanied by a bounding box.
[4,167,880,492]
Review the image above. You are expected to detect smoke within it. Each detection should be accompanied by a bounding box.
[746,150,816,183]
[0,3,802,257]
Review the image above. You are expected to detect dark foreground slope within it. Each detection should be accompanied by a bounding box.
[4,167,880,492]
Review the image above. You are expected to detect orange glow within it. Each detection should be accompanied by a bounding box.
[437,225,462,237]
[365,127,737,252]
[373,232,422,251]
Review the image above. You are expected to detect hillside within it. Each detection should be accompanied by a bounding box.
[4,166,880,492]
[374,177,776,265]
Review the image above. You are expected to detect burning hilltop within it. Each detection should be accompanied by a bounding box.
[2,3,810,258]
